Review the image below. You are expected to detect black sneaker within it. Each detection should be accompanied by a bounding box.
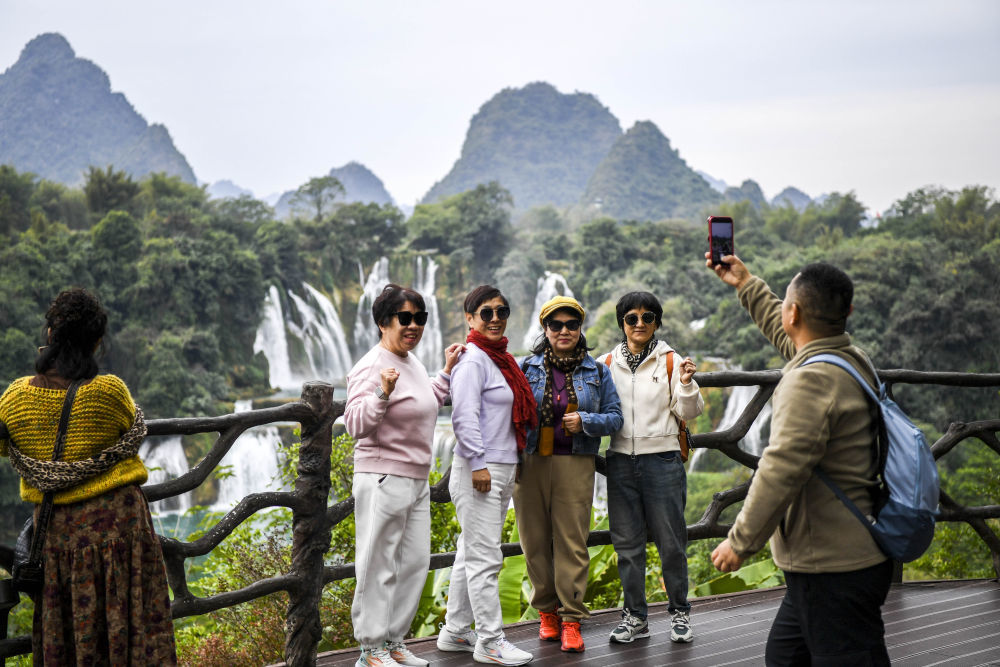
[609,610,649,643]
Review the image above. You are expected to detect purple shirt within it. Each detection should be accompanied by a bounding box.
[551,367,573,455]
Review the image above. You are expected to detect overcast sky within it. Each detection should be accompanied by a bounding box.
[3,0,998,214]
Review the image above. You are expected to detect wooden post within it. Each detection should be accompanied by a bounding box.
[284,382,334,666]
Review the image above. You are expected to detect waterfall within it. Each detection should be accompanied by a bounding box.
[414,256,443,372]
[354,257,391,356]
[287,283,353,381]
[139,436,193,513]
[522,272,574,350]
[253,285,296,390]
[253,282,353,390]
[213,400,288,509]
[688,383,772,472]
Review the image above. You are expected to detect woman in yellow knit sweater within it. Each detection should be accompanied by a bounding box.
[0,289,176,665]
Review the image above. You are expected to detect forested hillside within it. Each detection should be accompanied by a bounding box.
[422,82,622,209]
[0,33,196,185]
[579,120,722,220]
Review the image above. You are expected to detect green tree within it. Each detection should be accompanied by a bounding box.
[0,165,37,236]
[407,182,514,284]
[291,176,344,222]
[84,166,140,218]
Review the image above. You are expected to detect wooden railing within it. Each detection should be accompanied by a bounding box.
[1,371,999,665]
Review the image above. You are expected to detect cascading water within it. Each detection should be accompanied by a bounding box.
[413,256,443,372]
[354,257,391,357]
[213,400,288,509]
[523,272,574,350]
[139,435,193,514]
[688,383,772,472]
[254,282,353,390]
[287,283,353,381]
[253,285,296,390]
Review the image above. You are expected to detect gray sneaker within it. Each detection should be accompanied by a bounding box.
[670,610,694,643]
[436,625,478,652]
[609,610,650,643]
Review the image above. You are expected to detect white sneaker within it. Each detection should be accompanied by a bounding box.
[670,610,694,643]
[473,636,533,665]
[386,641,428,666]
[436,625,478,652]
[355,646,400,666]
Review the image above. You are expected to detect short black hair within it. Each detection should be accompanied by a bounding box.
[372,284,425,338]
[35,288,107,381]
[791,263,854,336]
[615,291,663,330]
[463,285,508,314]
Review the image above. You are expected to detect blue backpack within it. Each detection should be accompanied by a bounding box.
[801,353,940,562]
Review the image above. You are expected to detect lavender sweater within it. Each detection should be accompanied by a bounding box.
[450,343,519,471]
[344,344,450,480]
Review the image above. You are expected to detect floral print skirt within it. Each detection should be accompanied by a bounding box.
[33,483,177,666]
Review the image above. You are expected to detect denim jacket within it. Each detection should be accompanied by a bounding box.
[521,353,623,455]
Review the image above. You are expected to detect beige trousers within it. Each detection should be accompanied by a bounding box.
[513,453,595,621]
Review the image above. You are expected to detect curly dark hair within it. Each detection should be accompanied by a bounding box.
[35,288,107,380]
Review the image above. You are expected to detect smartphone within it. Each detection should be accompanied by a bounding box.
[708,216,734,267]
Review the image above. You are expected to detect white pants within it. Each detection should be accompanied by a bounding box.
[444,457,516,642]
[351,472,431,648]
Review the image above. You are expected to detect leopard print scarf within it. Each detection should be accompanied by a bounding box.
[622,338,658,373]
[7,406,147,492]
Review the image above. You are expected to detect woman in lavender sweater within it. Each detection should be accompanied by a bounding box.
[344,284,463,667]
[436,285,537,667]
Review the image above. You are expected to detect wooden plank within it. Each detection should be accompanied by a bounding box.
[308,581,1000,667]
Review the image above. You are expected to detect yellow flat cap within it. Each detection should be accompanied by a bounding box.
[538,296,585,325]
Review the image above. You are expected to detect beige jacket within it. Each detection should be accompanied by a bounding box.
[727,276,887,573]
[601,342,704,456]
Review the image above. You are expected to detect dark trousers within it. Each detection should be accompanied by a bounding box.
[765,559,893,666]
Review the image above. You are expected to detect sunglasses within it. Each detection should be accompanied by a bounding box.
[624,312,657,326]
[394,311,429,326]
[477,306,511,322]
[546,319,581,332]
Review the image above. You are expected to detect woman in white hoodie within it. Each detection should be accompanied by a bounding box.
[601,291,704,647]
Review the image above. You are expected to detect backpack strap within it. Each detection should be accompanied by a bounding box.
[800,354,886,534]
[801,354,882,402]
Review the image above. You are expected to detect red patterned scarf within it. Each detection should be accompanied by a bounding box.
[466,330,539,451]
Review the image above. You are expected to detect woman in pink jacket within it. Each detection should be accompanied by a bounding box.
[344,284,463,667]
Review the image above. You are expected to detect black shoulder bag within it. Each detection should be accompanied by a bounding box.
[11,380,82,596]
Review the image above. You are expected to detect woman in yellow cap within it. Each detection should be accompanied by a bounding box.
[514,295,622,653]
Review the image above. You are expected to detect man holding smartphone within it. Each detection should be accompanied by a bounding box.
[705,252,893,666]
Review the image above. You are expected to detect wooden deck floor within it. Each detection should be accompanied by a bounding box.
[310,579,1000,666]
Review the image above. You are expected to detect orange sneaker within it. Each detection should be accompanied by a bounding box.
[560,621,584,652]
[539,609,561,641]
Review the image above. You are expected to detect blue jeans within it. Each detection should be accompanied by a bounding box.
[607,450,690,618]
